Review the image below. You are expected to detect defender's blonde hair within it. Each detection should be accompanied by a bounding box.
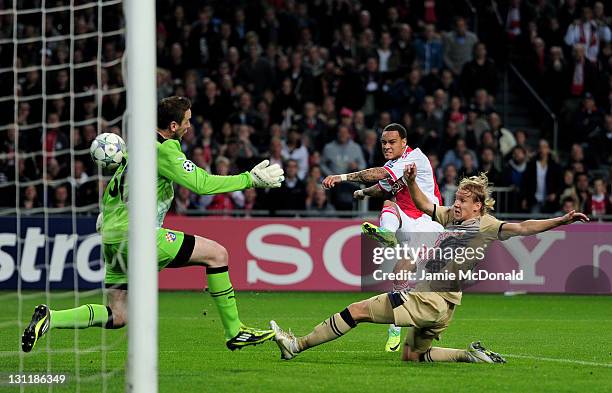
[458,172,495,214]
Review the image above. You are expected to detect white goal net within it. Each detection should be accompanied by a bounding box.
[0,0,127,391]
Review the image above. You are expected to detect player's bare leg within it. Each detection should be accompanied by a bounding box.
[187,235,274,350]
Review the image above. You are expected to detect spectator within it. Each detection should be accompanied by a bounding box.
[523,139,562,213]
[590,114,612,166]
[268,159,307,213]
[21,185,41,211]
[201,81,233,133]
[439,164,458,205]
[441,139,477,171]
[289,51,316,104]
[414,24,443,76]
[513,129,534,159]
[267,136,284,169]
[331,24,357,64]
[574,93,605,144]
[564,6,611,63]
[320,125,365,176]
[320,124,365,210]
[558,0,581,34]
[270,78,300,126]
[295,102,328,151]
[415,95,444,135]
[390,68,426,117]
[439,121,460,156]
[575,172,591,213]
[229,92,262,130]
[282,127,309,180]
[361,130,381,168]
[501,146,528,210]
[502,0,534,45]
[361,57,384,122]
[588,178,612,216]
[479,147,501,186]
[544,46,569,113]
[392,24,416,71]
[471,89,493,116]
[559,169,579,206]
[306,186,336,214]
[52,184,70,209]
[459,151,478,178]
[72,159,96,207]
[558,196,578,215]
[442,17,478,75]
[460,42,498,98]
[486,112,517,157]
[567,44,598,100]
[446,96,466,128]
[376,31,399,75]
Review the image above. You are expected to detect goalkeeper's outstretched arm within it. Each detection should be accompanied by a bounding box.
[158,139,284,195]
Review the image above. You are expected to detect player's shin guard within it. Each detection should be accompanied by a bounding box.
[297,308,357,352]
[206,266,241,340]
[51,304,113,329]
[419,347,472,362]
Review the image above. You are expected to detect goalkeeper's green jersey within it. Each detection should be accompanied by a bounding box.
[101,134,253,244]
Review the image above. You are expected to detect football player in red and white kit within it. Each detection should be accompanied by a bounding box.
[322,123,443,352]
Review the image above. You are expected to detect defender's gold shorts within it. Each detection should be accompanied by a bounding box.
[367,291,455,352]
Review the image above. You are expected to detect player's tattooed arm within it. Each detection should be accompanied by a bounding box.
[346,167,389,183]
[322,167,389,189]
[354,184,386,200]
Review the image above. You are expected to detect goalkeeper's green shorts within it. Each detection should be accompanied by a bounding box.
[103,228,195,288]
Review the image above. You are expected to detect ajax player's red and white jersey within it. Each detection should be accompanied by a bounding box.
[377,147,442,219]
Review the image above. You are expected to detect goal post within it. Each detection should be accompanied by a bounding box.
[124,0,157,392]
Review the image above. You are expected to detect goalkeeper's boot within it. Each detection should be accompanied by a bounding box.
[467,341,506,363]
[226,324,275,351]
[22,304,50,353]
[270,320,298,360]
[362,222,397,247]
[385,326,402,352]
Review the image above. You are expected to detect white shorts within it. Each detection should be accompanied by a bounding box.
[396,209,444,247]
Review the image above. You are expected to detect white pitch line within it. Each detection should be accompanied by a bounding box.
[504,353,612,368]
[2,350,609,368]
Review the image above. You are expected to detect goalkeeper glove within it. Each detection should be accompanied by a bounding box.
[250,160,284,188]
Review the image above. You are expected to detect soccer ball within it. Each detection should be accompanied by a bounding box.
[90,132,126,170]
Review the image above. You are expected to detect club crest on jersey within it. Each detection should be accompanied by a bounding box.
[165,232,177,242]
[389,178,405,195]
[182,160,195,172]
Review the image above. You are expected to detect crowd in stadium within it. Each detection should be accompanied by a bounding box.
[0,0,611,217]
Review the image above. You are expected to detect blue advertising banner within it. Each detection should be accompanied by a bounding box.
[0,216,102,290]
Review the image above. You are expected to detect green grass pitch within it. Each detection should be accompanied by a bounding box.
[1,291,611,392]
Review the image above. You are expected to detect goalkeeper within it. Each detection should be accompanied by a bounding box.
[22,96,285,352]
